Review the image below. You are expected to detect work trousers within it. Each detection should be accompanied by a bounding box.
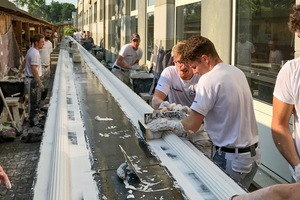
[212,146,261,189]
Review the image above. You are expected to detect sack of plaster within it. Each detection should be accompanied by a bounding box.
[20,126,43,143]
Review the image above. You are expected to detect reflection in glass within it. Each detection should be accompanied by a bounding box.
[148,0,154,6]
[235,1,294,104]
[131,0,138,11]
[176,2,201,42]
[131,16,138,35]
[147,12,154,60]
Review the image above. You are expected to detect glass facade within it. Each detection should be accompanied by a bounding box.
[176,2,201,42]
[131,16,138,35]
[235,0,294,104]
[147,12,154,60]
[148,0,154,6]
[131,0,138,11]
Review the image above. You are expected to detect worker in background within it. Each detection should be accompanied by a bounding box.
[272,4,300,183]
[53,29,59,49]
[81,31,94,52]
[147,36,260,189]
[151,41,212,157]
[39,26,53,105]
[112,33,143,86]
[20,34,45,126]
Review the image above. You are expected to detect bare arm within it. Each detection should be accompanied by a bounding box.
[233,182,300,200]
[116,55,133,69]
[31,65,42,84]
[182,109,204,133]
[271,96,300,167]
[152,89,167,109]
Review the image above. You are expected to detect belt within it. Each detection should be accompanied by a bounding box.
[216,142,258,154]
[113,65,126,72]
[25,76,33,78]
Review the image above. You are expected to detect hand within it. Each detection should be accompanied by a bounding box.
[0,166,11,189]
[147,118,184,133]
[37,80,45,92]
[295,163,300,182]
[158,101,170,110]
[131,64,142,70]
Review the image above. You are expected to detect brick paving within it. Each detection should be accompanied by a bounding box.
[0,48,59,200]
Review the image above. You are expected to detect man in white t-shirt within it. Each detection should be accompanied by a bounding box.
[272,4,300,183]
[112,33,143,86]
[39,26,53,102]
[268,40,283,72]
[53,30,59,49]
[236,33,255,66]
[151,41,212,157]
[21,34,45,126]
[148,36,260,189]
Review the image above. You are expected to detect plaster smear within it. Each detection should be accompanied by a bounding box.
[94,115,113,121]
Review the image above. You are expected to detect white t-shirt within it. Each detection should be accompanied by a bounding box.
[114,43,143,68]
[190,63,258,147]
[155,66,199,107]
[236,41,255,66]
[24,47,42,77]
[269,49,283,64]
[39,40,53,66]
[273,58,300,177]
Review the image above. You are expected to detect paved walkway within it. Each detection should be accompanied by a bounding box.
[0,48,59,200]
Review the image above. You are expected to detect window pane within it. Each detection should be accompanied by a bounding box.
[176,2,201,42]
[148,0,154,6]
[235,1,294,104]
[147,12,154,60]
[131,0,138,11]
[94,2,97,22]
[131,16,138,34]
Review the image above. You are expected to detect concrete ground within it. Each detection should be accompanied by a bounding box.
[0,48,59,200]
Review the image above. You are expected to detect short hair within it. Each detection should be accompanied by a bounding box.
[32,34,44,44]
[181,36,220,62]
[172,41,186,57]
[288,4,300,32]
[44,26,52,32]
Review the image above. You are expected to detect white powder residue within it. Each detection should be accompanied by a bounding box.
[94,116,113,121]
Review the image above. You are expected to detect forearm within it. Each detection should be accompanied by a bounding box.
[181,110,203,133]
[272,125,300,167]
[152,95,163,109]
[116,60,132,69]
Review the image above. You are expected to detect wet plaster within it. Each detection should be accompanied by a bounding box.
[73,63,184,200]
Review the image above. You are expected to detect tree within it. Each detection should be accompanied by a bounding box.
[12,0,45,9]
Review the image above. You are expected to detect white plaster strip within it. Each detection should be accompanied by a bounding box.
[33,48,98,199]
[72,37,247,199]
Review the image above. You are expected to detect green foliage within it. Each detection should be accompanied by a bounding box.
[63,26,76,36]
[13,0,76,24]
